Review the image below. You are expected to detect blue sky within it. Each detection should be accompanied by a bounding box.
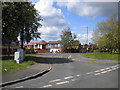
[30,0,118,44]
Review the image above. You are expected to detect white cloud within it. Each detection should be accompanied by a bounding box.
[57,1,118,18]
[34,0,68,41]
[75,30,93,44]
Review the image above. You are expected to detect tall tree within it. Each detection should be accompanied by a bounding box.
[92,14,119,53]
[60,27,77,52]
[2,2,42,55]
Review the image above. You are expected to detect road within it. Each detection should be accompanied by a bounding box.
[3,53,119,88]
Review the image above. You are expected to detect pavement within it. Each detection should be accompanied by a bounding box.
[1,63,52,87]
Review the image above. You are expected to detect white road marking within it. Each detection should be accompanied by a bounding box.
[68,55,71,59]
[76,75,81,77]
[71,79,77,81]
[107,69,113,72]
[49,79,61,83]
[56,81,69,85]
[64,76,73,79]
[101,71,108,73]
[106,67,111,69]
[15,86,23,88]
[87,72,93,74]
[42,84,52,88]
[94,70,101,72]
[111,65,119,68]
[111,68,118,70]
[94,73,101,76]
[100,68,106,71]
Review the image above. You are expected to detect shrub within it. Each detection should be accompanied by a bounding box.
[93,49,102,53]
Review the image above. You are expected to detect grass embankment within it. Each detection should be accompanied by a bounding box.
[0,56,36,74]
[81,53,119,60]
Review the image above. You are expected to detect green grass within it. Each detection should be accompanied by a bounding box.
[0,56,36,74]
[81,53,119,60]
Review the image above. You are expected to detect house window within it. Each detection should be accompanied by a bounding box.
[55,44,58,47]
[47,44,51,47]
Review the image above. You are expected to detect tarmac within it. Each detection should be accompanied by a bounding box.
[1,63,52,87]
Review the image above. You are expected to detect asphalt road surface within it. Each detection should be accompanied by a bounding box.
[4,53,119,88]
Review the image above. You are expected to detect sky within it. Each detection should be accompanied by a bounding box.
[29,0,119,44]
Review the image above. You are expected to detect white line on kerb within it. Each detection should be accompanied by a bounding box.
[56,81,69,85]
[49,79,61,83]
[42,84,52,88]
[64,76,73,79]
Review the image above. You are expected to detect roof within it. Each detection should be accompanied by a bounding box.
[25,42,35,46]
[37,40,47,44]
[47,41,60,44]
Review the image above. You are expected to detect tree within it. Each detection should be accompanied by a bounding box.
[2,2,42,55]
[60,27,77,52]
[92,14,119,53]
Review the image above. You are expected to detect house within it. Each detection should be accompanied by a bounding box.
[24,42,35,49]
[24,40,62,53]
[46,41,61,52]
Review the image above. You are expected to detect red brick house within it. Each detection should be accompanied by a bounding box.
[24,40,62,53]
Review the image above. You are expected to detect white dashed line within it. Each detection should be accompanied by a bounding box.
[42,84,52,88]
[101,71,108,73]
[87,72,93,74]
[111,65,119,68]
[94,73,101,76]
[76,75,81,77]
[100,68,106,71]
[111,68,118,70]
[56,81,69,85]
[64,76,73,79]
[71,79,77,81]
[94,70,101,72]
[49,79,61,83]
[107,69,113,72]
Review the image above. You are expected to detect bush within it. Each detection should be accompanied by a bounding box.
[94,49,110,53]
[93,49,102,53]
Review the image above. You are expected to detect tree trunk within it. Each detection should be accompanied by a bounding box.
[7,42,11,56]
[20,26,24,49]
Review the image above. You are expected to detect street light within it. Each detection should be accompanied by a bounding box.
[80,26,88,44]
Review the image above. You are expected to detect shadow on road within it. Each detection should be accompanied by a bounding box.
[33,57,73,64]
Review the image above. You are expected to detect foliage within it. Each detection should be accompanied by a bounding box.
[1,56,36,73]
[60,27,77,51]
[81,53,119,60]
[2,2,42,46]
[92,14,119,52]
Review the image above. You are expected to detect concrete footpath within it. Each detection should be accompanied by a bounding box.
[1,63,52,87]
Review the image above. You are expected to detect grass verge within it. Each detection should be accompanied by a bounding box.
[81,53,119,60]
[0,56,36,74]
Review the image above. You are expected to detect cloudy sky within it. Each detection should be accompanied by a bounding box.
[30,0,118,44]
